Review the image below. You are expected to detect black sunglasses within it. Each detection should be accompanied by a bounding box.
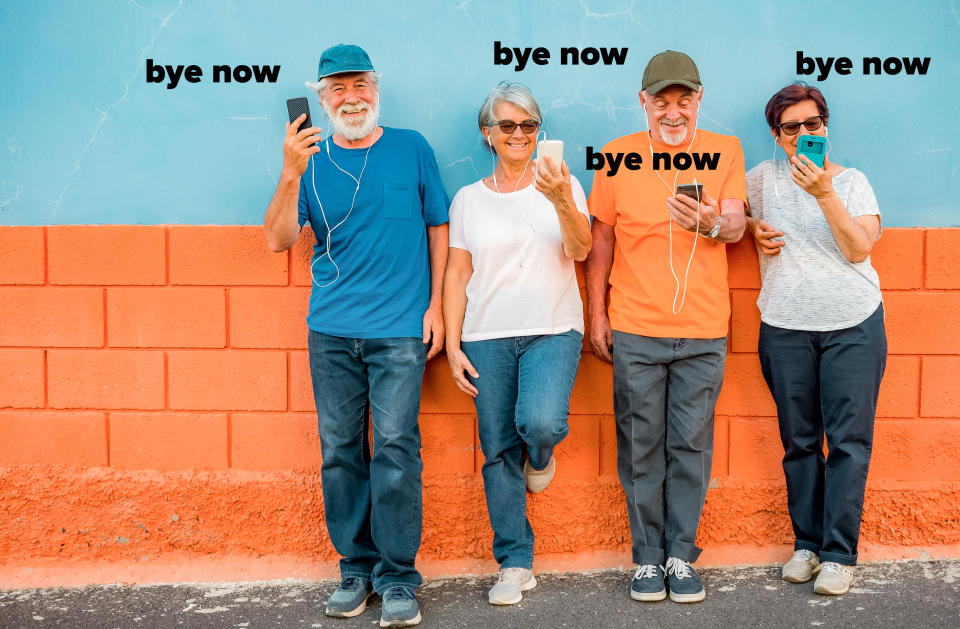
[777,115,824,136]
[490,119,540,134]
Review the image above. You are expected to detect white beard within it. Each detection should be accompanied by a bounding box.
[324,98,380,141]
[659,120,688,146]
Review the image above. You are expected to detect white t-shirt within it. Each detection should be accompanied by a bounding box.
[449,177,590,342]
[745,159,882,331]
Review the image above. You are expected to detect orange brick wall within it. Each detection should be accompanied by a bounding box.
[1,225,959,580]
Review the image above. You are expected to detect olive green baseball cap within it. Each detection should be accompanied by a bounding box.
[642,50,701,95]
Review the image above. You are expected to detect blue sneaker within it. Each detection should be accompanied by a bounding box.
[630,564,667,601]
[379,585,421,627]
[325,576,374,617]
[666,557,705,603]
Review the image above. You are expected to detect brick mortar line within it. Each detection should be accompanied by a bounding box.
[10,410,953,420]
[2,283,956,290]
[0,409,232,416]
[2,348,296,352]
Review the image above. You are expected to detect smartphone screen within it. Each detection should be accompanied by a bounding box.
[537,140,563,169]
[286,97,312,133]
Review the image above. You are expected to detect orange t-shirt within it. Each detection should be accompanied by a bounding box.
[588,129,746,338]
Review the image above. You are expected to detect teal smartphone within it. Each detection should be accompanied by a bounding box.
[796,134,826,168]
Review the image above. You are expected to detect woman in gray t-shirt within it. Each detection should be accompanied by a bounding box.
[745,83,886,597]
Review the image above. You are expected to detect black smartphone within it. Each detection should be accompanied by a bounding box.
[676,183,703,201]
[286,97,312,132]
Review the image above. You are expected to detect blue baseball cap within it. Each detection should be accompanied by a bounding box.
[305,44,374,89]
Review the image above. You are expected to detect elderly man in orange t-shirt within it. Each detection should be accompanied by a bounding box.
[585,50,747,604]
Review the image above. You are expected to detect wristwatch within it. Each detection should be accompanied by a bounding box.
[706,214,722,239]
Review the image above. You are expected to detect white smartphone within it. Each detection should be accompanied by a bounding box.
[537,140,564,171]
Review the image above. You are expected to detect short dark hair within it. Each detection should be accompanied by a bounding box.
[764,82,829,133]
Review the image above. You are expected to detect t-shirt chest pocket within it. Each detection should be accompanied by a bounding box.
[383,182,421,220]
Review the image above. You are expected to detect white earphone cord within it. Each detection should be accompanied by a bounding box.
[645,96,702,315]
[310,134,374,288]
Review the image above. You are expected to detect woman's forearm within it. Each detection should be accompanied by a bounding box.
[442,264,471,350]
[816,193,874,263]
[553,193,592,260]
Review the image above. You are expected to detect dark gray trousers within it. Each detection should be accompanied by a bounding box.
[758,304,886,566]
[612,332,727,565]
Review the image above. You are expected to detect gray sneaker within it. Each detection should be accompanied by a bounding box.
[782,549,820,583]
[630,564,667,602]
[379,585,421,627]
[813,562,855,595]
[325,576,373,618]
[488,567,537,605]
[666,557,705,603]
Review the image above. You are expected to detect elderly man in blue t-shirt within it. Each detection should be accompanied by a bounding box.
[264,44,449,628]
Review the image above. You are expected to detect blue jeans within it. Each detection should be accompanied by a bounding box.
[612,332,726,565]
[461,329,583,569]
[758,304,886,566]
[307,331,427,593]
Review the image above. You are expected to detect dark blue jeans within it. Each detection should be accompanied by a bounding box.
[307,331,427,593]
[461,330,583,569]
[612,332,727,565]
[758,304,886,566]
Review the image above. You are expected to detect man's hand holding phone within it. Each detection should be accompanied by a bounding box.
[667,188,720,236]
[282,114,323,178]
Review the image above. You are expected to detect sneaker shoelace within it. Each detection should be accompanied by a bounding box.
[820,562,845,574]
[339,576,363,590]
[384,586,415,601]
[633,564,661,580]
[792,549,816,562]
[498,568,530,585]
[665,557,692,580]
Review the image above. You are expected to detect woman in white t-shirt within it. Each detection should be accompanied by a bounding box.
[745,83,886,597]
[442,82,592,606]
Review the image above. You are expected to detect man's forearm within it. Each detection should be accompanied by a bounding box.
[426,224,449,307]
[264,171,302,252]
[585,221,615,319]
[713,200,746,244]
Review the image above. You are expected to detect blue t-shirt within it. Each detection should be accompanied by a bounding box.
[297,127,449,338]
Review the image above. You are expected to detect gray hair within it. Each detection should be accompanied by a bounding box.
[477,81,542,136]
[305,72,381,102]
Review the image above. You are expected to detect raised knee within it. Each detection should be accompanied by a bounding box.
[517,414,569,447]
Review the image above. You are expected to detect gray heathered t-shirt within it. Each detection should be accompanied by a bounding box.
[745,159,882,331]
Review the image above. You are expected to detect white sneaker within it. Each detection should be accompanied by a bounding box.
[782,549,820,583]
[813,562,854,595]
[488,567,537,605]
[524,456,556,493]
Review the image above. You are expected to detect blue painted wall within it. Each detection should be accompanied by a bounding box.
[1,0,957,226]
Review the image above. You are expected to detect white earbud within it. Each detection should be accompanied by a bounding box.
[487,136,492,147]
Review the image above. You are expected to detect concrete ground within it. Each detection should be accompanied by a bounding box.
[1,560,958,628]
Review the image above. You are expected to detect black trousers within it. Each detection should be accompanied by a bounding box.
[758,304,886,566]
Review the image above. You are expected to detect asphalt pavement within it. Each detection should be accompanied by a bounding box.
[1,560,958,628]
